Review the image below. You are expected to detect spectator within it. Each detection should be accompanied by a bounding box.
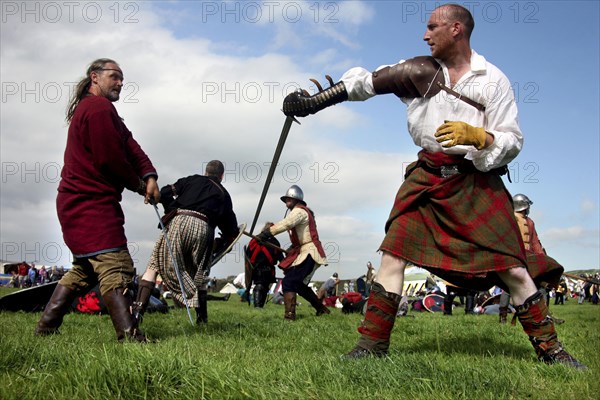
[17,262,28,288]
[38,266,48,285]
[28,265,37,287]
[554,279,567,305]
[317,273,339,301]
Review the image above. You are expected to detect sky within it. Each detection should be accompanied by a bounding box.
[1,0,599,282]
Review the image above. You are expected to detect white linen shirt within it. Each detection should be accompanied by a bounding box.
[340,50,523,172]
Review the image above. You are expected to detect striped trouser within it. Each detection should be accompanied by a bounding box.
[147,214,212,308]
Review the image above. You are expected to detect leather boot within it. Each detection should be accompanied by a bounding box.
[443,293,454,316]
[516,291,585,369]
[464,293,476,314]
[283,292,297,321]
[297,284,330,316]
[103,288,146,342]
[132,279,155,329]
[196,290,208,324]
[35,284,78,336]
[253,284,266,308]
[344,282,400,359]
[499,306,508,324]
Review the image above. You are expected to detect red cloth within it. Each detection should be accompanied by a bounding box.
[17,263,28,276]
[323,295,338,307]
[343,292,363,303]
[57,96,156,256]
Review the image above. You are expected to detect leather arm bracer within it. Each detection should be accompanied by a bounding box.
[283,81,348,117]
[372,56,444,98]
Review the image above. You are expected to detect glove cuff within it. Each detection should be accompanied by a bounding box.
[472,127,487,150]
[283,82,348,117]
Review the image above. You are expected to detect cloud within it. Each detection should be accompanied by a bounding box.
[580,198,596,215]
[261,0,376,50]
[542,226,600,248]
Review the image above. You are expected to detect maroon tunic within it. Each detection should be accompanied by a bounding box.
[57,96,157,257]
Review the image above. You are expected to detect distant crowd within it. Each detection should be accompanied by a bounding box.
[4,262,66,288]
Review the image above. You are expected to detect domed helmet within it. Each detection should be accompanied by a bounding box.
[280,185,306,205]
[512,193,533,214]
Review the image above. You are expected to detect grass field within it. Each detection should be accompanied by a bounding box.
[0,288,598,400]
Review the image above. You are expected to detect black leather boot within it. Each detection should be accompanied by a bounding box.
[297,284,330,316]
[443,293,454,316]
[253,284,266,308]
[499,306,508,324]
[196,290,208,325]
[464,293,476,314]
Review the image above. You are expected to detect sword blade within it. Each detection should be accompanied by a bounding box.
[249,115,299,234]
[152,204,195,326]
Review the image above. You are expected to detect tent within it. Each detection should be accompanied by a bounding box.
[402,265,446,296]
[219,282,239,294]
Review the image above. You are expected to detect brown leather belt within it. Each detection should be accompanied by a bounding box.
[176,210,209,223]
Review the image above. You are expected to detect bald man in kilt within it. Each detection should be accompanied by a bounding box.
[282,4,584,368]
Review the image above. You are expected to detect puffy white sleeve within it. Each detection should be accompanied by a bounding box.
[340,67,377,101]
[470,70,523,171]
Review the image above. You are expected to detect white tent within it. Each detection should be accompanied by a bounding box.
[402,265,446,296]
[219,282,239,294]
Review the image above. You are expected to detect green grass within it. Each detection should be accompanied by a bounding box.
[0,290,598,400]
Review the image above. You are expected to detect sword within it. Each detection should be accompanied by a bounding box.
[151,203,195,326]
[249,115,300,234]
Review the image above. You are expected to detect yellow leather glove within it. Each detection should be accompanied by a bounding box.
[434,120,487,150]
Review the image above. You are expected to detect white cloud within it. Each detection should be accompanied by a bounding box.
[581,198,596,214]
[542,226,599,248]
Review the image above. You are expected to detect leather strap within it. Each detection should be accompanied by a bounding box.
[436,81,486,111]
[175,210,209,224]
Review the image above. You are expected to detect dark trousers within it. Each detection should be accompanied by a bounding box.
[281,255,316,293]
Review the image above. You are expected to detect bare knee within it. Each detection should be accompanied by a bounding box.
[374,252,407,294]
[497,267,537,304]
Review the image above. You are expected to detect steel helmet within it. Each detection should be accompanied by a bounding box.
[280,185,306,205]
[512,193,533,213]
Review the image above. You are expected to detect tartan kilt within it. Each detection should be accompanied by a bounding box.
[379,151,559,292]
[147,214,213,308]
[525,252,564,290]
